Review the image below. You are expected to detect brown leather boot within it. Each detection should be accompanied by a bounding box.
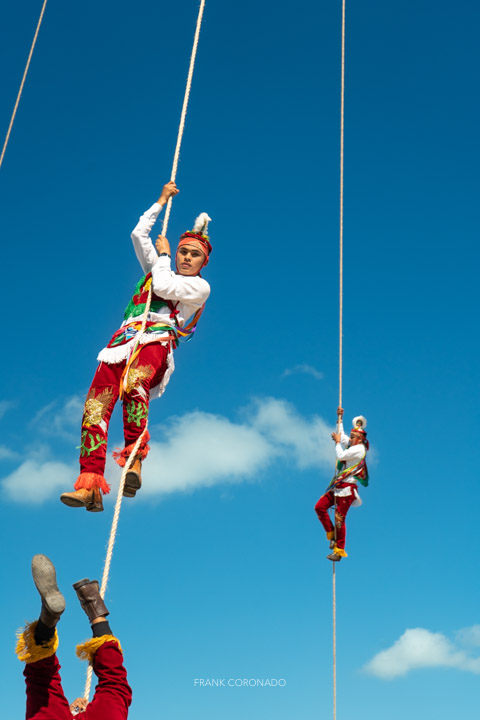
[73,579,109,622]
[32,554,66,627]
[123,457,142,498]
[60,487,103,512]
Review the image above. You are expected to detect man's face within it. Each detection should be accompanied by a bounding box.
[176,244,206,276]
[349,430,364,446]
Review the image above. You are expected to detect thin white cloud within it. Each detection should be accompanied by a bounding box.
[282,364,324,381]
[1,397,335,504]
[0,445,20,460]
[456,625,480,647]
[364,627,480,679]
[0,400,15,421]
[2,458,74,504]
[31,396,84,441]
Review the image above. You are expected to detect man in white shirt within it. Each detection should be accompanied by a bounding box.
[60,182,211,511]
[315,408,369,561]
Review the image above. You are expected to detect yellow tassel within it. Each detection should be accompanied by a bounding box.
[76,635,122,663]
[16,621,58,663]
[326,531,335,541]
[333,546,348,558]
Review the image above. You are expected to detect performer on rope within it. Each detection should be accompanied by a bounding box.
[16,554,132,719]
[60,181,212,511]
[315,407,369,562]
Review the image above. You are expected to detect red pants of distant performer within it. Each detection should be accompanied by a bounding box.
[75,342,169,493]
[24,642,132,720]
[314,490,356,550]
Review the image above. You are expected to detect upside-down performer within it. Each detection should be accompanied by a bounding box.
[16,554,132,719]
[315,407,369,562]
[60,181,211,511]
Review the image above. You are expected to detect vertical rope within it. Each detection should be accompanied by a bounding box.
[333,3,346,720]
[82,1,207,701]
[0,0,48,170]
[162,0,207,236]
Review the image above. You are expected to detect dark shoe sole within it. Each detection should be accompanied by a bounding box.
[32,555,66,615]
[125,470,141,490]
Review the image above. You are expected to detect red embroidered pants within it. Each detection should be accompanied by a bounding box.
[314,490,356,550]
[24,642,132,719]
[75,342,169,493]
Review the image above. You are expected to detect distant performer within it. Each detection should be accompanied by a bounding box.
[60,181,212,511]
[16,554,132,718]
[315,407,369,561]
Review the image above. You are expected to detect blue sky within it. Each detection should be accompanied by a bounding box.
[1,0,479,718]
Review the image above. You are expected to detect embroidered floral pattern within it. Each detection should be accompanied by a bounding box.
[125,360,154,394]
[335,510,344,529]
[125,400,148,427]
[83,388,114,427]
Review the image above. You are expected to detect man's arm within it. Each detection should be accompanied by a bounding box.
[131,182,179,273]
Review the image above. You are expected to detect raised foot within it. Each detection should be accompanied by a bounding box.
[326,552,342,562]
[60,488,103,512]
[123,458,142,498]
[32,554,66,617]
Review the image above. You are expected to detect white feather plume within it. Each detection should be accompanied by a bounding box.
[352,415,367,429]
[193,212,212,236]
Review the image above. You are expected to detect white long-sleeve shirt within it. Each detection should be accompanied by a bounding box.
[97,203,211,398]
[333,422,366,504]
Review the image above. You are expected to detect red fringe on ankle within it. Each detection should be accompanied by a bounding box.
[112,431,150,467]
[74,472,111,494]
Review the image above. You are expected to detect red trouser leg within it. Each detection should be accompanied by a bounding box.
[84,642,132,720]
[121,343,168,447]
[315,491,335,535]
[333,494,356,550]
[76,362,123,492]
[24,655,72,720]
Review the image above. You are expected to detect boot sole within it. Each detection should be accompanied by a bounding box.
[32,555,66,615]
[125,470,141,490]
[60,494,87,508]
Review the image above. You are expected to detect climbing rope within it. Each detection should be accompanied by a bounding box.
[162,0,207,234]
[333,2,346,720]
[0,0,48,170]
[83,0,207,700]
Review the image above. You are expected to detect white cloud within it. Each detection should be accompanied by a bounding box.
[249,397,331,469]
[31,396,84,441]
[1,396,335,504]
[2,457,74,504]
[0,445,20,460]
[456,625,480,647]
[364,627,480,679]
[282,364,324,381]
[142,410,275,496]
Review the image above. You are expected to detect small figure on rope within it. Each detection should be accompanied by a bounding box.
[314,407,369,562]
[16,554,132,718]
[60,182,211,511]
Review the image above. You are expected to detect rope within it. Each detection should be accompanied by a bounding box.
[82,1,207,701]
[162,0,207,235]
[0,0,48,170]
[333,3,346,720]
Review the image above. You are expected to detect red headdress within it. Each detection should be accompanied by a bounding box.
[176,212,212,272]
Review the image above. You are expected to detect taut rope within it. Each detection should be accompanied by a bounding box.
[333,2,346,720]
[83,0,207,700]
[0,0,48,170]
